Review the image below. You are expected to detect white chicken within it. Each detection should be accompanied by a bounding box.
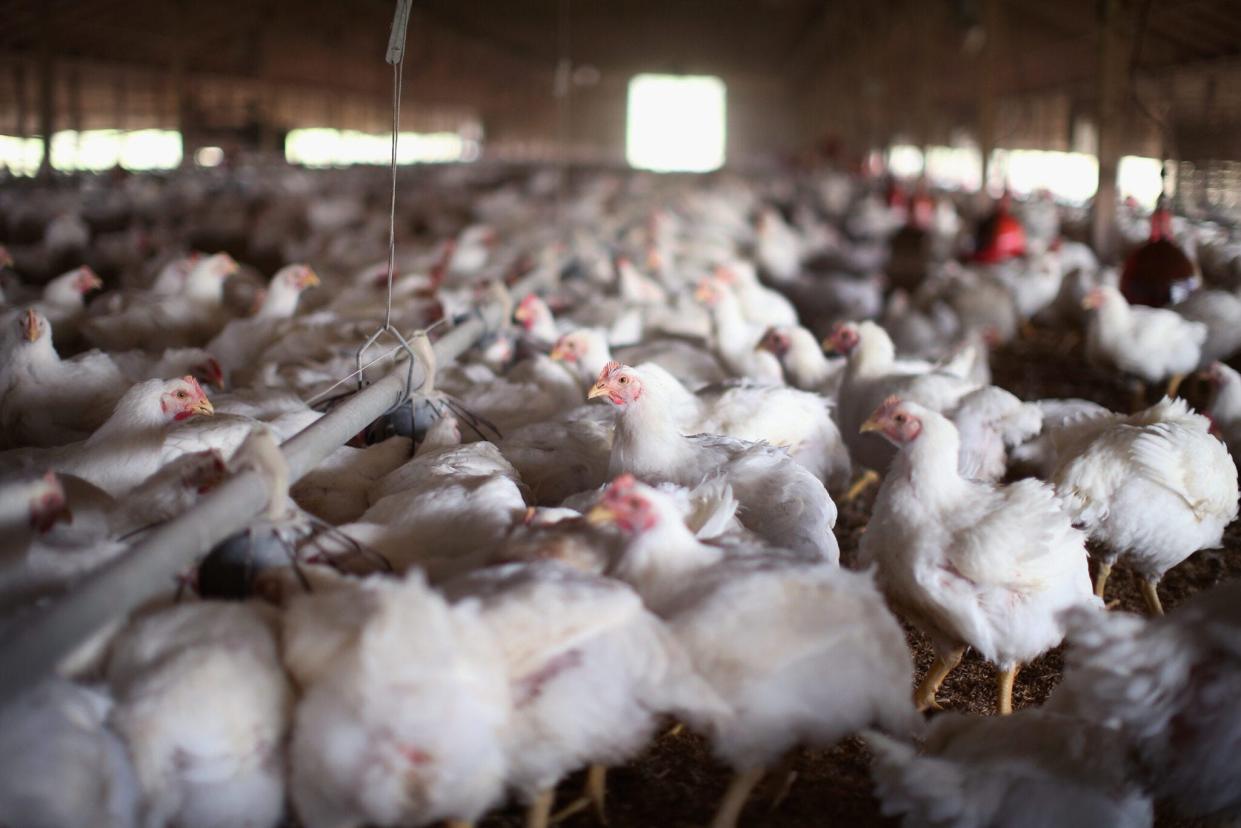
[550,326,728,389]
[0,376,216,497]
[1049,396,1239,614]
[1204,360,1241,464]
[82,252,239,351]
[1172,286,1241,365]
[27,264,103,345]
[755,324,845,398]
[284,569,511,828]
[0,308,130,447]
[0,678,140,828]
[1083,284,1206,398]
[692,276,784,382]
[0,470,71,563]
[1051,583,1241,821]
[105,601,291,828]
[859,397,1097,713]
[949,385,1043,482]
[589,361,839,560]
[205,263,319,377]
[867,710,1152,828]
[588,475,918,828]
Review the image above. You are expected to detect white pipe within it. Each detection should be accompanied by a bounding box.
[0,291,518,704]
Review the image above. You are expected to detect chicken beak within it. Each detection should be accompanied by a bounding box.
[585,503,616,526]
[821,337,838,354]
[587,382,610,400]
[549,341,569,361]
[859,416,885,434]
[23,309,39,342]
[301,269,320,289]
[192,399,215,416]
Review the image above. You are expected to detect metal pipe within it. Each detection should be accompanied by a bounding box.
[0,288,518,704]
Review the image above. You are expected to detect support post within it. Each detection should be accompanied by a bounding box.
[978,0,1000,192]
[1093,0,1131,262]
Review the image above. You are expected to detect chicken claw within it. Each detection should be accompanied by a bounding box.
[842,469,881,503]
[997,664,1019,715]
[1140,579,1165,616]
[914,647,965,712]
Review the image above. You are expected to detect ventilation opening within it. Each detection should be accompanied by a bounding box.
[626,74,726,173]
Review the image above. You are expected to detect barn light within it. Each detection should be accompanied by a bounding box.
[626,74,726,173]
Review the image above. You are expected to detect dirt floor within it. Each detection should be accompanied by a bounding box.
[477,323,1241,828]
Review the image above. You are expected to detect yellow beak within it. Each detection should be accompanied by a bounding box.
[859,416,884,434]
[302,269,321,288]
[192,399,215,416]
[549,342,569,361]
[587,383,609,400]
[585,503,616,526]
[23,310,39,342]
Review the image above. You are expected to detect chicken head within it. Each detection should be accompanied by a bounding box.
[549,332,585,363]
[823,321,861,355]
[586,474,660,533]
[587,361,642,407]
[861,396,924,445]
[72,266,103,295]
[693,276,724,307]
[19,307,45,343]
[28,471,71,532]
[757,326,792,358]
[160,376,215,421]
[513,294,549,331]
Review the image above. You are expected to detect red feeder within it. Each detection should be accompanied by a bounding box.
[971,192,1026,264]
[1119,200,1196,307]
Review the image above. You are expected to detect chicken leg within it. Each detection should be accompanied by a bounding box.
[843,469,881,503]
[1166,373,1186,399]
[914,646,965,711]
[710,767,767,828]
[1140,579,1165,616]
[1093,561,1113,601]
[550,764,608,824]
[997,664,1020,715]
[527,790,556,828]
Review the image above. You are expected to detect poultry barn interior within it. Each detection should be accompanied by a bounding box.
[4,0,1241,826]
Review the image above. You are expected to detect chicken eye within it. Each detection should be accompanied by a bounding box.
[618,376,629,384]
[177,391,188,399]
[894,414,906,424]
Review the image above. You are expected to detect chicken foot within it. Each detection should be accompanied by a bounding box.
[842,469,881,503]
[709,767,767,828]
[914,646,965,711]
[1093,561,1113,601]
[550,764,608,824]
[1140,579,1165,616]
[997,663,1020,715]
[527,789,556,828]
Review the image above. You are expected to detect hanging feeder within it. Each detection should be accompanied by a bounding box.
[971,191,1026,264]
[1119,195,1197,307]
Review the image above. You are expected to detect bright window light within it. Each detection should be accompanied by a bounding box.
[0,135,44,176]
[887,144,924,178]
[626,74,726,173]
[990,149,1098,205]
[284,129,468,167]
[45,129,182,171]
[1118,156,1165,209]
[925,145,982,191]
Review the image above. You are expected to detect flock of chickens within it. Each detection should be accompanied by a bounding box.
[1,163,1240,828]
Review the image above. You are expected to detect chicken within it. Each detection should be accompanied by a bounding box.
[0,470,71,563]
[755,324,845,398]
[27,265,103,347]
[1049,396,1239,614]
[949,385,1043,482]
[692,276,784,382]
[0,308,130,447]
[1006,398,1112,479]
[205,263,319,378]
[290,436,413,524]
[590,361,839,561]
[867,710,1152,828]
[442,561,716,828]
[1083,285,1206,399]
[105,601,291,828]
[283,569,511,828]
[713,259,799,328]
[826,320,981,479]
[0,679,140,828]
[0,376,216,497]
[1204,360,1241,464]
[82,252,238,352]
[859,397,1097,713]
[1172,287,1241,365]
[111,346,225,389]
[1051,583,1241,820]
[550,326,729,389]
[588,476,917,828]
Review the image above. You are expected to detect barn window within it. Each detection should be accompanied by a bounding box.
[626,74,726,173]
